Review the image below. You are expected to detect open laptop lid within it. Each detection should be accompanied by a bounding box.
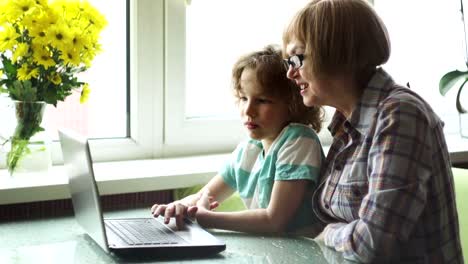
[59,129,110,253]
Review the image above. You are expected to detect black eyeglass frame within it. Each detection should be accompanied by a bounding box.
[284,54,305,69]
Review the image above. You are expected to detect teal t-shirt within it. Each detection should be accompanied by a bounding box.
[219,123,324,231]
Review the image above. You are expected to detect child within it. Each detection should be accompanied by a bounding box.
[151,45,325,235]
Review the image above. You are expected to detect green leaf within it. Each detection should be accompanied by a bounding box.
[22,81,37,101]
[10,80,37,101]
[0,79,9,87]
[43,88,58,106]
[439,70,468,96]
[1,55,17,78]
[457,79,468,113]
[10,80,23,99]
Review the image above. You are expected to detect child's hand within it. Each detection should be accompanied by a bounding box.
[150,191,219,230]
[192,191,219,228]
[196,190,219,211]
[151,201,198,230]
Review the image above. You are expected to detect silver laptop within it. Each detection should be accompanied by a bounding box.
[58,129,226,258]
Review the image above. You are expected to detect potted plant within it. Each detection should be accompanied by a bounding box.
[440,0,468,137]
[0,0,106,174]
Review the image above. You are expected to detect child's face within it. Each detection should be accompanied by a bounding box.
[238,68,290,149]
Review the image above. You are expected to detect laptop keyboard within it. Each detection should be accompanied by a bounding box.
[105,219,184,245]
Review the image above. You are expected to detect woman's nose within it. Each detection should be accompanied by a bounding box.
[286,65,298,80]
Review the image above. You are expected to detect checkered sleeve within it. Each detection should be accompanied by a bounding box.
[324,99,434,262]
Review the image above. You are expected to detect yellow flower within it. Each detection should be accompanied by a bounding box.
[28,12,53,47]
[17,64,39,80]
[81,39,102,67]
[30,29,49,47]
[69,28,87,52]
[47,22,71,51]
[60,47,81,66]
[80,83,90,103]
[12,42,29,63]
[7,0,37,22]
[79,1,108,32]
[12,0,36,12]
[0,27,20,52]
[19,7,40,28]
[0,0,106,104]
[50,0,69,12]
[48,72,61,85]
[0,1,9,25]
[38,5,58,26]
[34,0,48,8]
[32,44,55,69]
[57,0,80,20]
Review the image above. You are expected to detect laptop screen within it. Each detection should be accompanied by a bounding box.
[59,129,110,252]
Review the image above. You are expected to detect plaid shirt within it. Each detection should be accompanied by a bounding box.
[312,68,464,263]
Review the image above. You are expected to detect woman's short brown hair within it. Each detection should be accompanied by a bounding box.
[232,45,323,132]
[283,0,390,79]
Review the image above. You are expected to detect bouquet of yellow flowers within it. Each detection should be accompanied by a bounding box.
[0,0,106,174]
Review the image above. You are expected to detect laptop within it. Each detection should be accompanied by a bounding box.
[58,129,226,258]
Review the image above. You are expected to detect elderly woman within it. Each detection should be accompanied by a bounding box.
[282,0,463,263]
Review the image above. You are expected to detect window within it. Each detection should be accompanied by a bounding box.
[46,0,128,140]
[0,0,133,167]
[165,0,333,155]
[1,0,335,167]
[1,0,154,165]
[374,0,463,134]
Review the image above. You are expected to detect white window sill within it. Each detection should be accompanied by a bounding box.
[1,133,468,205]
[0,153,230,205]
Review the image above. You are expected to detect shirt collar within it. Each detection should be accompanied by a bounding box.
[328,68,396,136]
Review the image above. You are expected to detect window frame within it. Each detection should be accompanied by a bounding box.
[163,0,243,157]
[51,0,334,164]
[51,0,163,164]
[164,0,335,155]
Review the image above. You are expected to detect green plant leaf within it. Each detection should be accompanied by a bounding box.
[457,79,468,113]
[439,70,468,96]
[1,55,17,78]
[10,80,37,101]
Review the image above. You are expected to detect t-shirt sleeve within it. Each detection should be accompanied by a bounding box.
[275,132,322,183]
[219,144,242,190]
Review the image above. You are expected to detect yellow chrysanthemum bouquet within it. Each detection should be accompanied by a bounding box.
[0,0,106,174]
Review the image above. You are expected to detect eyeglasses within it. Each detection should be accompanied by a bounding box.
[284,54,305,69]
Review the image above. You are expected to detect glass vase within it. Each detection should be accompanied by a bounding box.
[6,101,52,176]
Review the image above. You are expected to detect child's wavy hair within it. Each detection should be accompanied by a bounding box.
[231,44,323,132]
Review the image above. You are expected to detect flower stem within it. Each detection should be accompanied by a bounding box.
[6,101,46,174]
